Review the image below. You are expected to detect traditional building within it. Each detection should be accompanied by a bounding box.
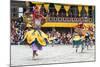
[11,1,95,33]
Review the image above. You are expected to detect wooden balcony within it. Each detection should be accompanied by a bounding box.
[47,17,93,23]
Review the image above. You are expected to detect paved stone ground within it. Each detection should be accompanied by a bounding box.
[11,44,95,66]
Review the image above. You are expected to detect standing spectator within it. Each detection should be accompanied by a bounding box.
[67,32,72,44]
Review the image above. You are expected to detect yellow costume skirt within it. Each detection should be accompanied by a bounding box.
[73,36,82,45]
[24,29,50,46]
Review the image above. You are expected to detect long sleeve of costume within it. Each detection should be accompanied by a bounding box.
[23,14,33,28]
